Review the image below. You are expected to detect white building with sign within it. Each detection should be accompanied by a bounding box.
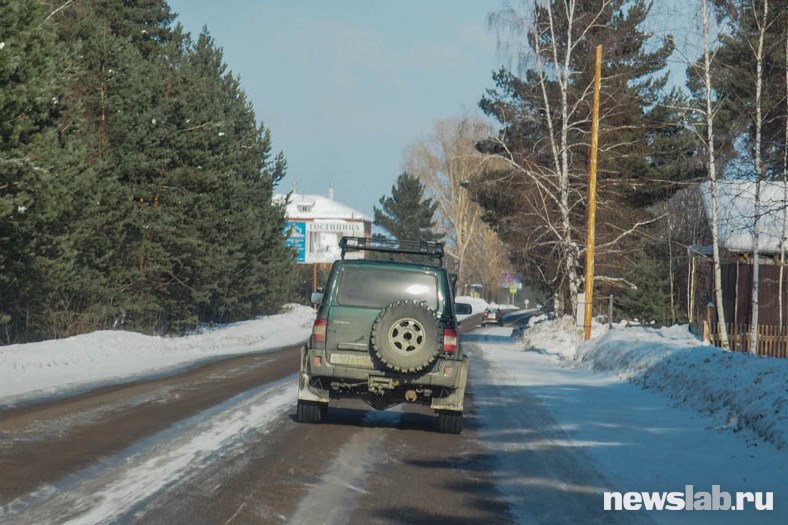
[275,189,371,264]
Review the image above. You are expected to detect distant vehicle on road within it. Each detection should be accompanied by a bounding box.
[481,307,504,327]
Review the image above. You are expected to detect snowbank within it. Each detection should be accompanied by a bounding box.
[519,315,581,357]
[518,315,610,358]
[527,319,788,449]
[0,304,316,408]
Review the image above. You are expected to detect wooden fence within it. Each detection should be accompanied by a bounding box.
[705,322,788,358]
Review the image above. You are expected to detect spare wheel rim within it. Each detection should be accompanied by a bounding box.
[388,318,426,354]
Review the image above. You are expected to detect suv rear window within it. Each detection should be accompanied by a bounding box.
[336,267,438,309]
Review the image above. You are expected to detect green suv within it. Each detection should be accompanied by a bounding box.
[296,236,469,434]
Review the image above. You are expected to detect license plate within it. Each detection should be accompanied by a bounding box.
[330,352,373,367]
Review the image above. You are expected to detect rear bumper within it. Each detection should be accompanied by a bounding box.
[297,346,468,410]
[303,347,466,387]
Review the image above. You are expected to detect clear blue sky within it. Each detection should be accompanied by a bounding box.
[167,0,504,217]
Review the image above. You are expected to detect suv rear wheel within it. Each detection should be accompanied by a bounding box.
[437,411,463,434]
[371,301,440,373]
[296,400,327,423]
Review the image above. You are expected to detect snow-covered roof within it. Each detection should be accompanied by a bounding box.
[274,193,370,221]
[699,180,788,254]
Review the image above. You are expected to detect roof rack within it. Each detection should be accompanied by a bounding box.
[339,236,444,265]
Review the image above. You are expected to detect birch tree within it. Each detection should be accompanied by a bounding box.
[478,1,606,316]
[404,117,506,290]
[475,0,679,316]
[749,0,770,353]
[698,0,730,349]
[781,28,788,324]
[465,227,510,300]
[712,0,788,167]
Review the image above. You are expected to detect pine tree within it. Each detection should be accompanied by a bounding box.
[475,0,690,311]
[161,30,293,328]
[54,0,175,332]
[0,0,76,340]
[0,0,298,342]
[618,246,670,324]
[374,172,440,242]
[53,6,295,333]
[692,0,788,175]
[0,1,295,341]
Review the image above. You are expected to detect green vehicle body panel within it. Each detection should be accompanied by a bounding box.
[298,257,468,414]
[322,262,453,366]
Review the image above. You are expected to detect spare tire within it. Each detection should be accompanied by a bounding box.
[371,300,440,373]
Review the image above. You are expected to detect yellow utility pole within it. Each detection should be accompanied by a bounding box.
[584,45,602,341]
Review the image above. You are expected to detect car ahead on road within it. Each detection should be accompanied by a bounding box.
[481,307,504,327]
[297,236,468,434]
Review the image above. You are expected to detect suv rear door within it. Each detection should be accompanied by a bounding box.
[325,264,440,369]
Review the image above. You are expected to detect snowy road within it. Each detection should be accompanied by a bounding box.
[0,341,508,524]
[0,321,785,524]
[467,325,785,525]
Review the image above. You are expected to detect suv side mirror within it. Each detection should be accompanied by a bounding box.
[455,302,472,315]
[311,292,324,305]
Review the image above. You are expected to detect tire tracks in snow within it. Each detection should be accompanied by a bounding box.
[0,377,296,524]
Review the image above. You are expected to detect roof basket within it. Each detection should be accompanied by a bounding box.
[339,236,444,265]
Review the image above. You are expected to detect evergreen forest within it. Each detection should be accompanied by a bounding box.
[0,0,294,343]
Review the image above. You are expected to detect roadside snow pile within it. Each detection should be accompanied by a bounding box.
[519,315,577,358]
[0,304,315,408]
[519,314,610,359]
[574,324,788,449]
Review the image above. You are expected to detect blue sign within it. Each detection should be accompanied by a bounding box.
[285,221,306,263]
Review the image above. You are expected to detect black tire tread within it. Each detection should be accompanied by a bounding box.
[297,400,327,423]
[437,411,463,434]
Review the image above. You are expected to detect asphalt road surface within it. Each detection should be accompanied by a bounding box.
[0,313,643,524]
[0,315,514,524]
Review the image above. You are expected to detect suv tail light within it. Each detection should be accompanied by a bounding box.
[442,328,458,354]
[312,318,327,346]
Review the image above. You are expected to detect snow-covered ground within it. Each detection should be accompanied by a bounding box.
[516,316,787,450]
[1,304,785,523]
[472,316,786,524]
[0,304,315,409]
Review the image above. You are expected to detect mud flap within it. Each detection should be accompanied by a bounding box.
[297,373,329,403]
[298,346,330,403]
[430,356,468,412]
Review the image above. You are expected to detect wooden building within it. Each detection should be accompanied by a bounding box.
[689,180,788,357]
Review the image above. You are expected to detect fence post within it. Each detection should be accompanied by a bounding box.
[705,304,716,345]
